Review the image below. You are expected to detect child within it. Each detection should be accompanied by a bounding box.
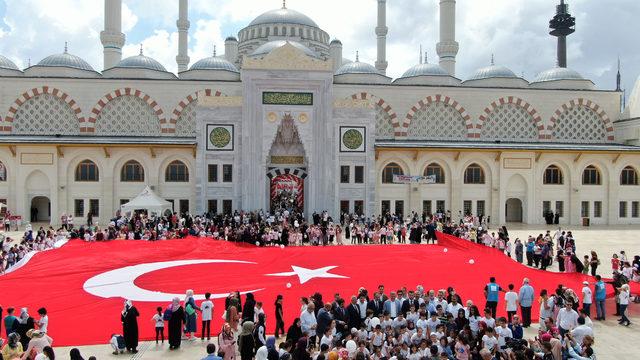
[152,307,164,344]
[36,308,48,334]
[620,251,628,269]
[612,253,620,272]
[504,284,518,323]
[582,255,590,275]
[494,317,512,356]
[254,301,265,323]
[110,333,126,355]
[201,292,213,341]
[481,327,498,354]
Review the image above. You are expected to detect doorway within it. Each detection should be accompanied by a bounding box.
[505,198,523,223]
[30,196,51,223]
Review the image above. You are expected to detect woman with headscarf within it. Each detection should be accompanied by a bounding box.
[184,289,201,340]
[69,348,85,360]
[238,321,255,360]
[1,332,23,359]
[218,323,236,360]
[253,313,267,352]
[15,308,35,350]
[266,336,279,360]
[292,338,311,360]
[243,293,257,324]
[120,300,139,353]
[22,329,53,360]
[286,318,303,345]
[168,297,186,350]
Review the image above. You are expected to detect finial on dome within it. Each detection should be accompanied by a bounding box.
[64,41,68,54]
[213,45,217,57]
[490,53,494,66]
[356,51,359,62]
[139,44,144,56]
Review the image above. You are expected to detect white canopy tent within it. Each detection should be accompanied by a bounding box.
[120,186,173,216]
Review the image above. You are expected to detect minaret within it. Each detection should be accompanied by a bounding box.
[436,0,459,76]
[100,0,126,70]
[330,39,343,72]
[375,0,388,74]
[224,36,239,66]
[176,0,190,72]
[616,57,622,92]
[549,0,575,68]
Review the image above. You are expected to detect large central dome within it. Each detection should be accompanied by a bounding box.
[249,7,319,28]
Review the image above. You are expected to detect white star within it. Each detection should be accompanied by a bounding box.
[265,265,349,284]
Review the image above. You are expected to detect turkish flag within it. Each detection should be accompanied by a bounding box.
[0,234,632,346]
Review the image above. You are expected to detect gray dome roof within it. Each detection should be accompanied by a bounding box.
[37,52,95,72]
[468,65,517,80]
[251,40,319,58]
[189,56,239,72]
[532,67,584,83]
[249,7,319,28]
[335,60,380,75]
[400,63,449,78]
[0,55,20,71]
[115,54,167,72]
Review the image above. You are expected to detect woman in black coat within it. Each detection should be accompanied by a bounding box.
[242,293,256,323]
[168,297,186,350]
[121,300,139,353]
[286,318,303,345]
[238,321,255,360]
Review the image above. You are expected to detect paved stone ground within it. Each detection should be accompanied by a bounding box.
[3,224,639,359]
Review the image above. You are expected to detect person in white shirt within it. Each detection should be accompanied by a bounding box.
[254,302,265,323]
[201,293,214,341]
[481,327,499,354]
[618,284,631,326]
[504,284,519,323]
[152,306,165,344]
[36,308,49,334]
[425,312,440,334]
[495,317,513,354]
[581,281,593,318]
[556,301,579,336]
[481,308,496,330]
[301,303,318,343]
[445,297,463,316]
[570,317,593,346]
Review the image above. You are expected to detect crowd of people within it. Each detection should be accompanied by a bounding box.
[94,276,634,360]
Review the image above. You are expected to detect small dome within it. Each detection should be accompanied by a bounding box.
[115,54,167,72]
[335,60,380,76]
[0,54,20,71]
[189,56,239,73]
[37,52,95,72]
[400,63,449,78]
[330,39,342,45]
[225,36,238,42]
[468,65,517,80]
[251,40,319,58]
[249,7,319,28]
[532,67,584,83]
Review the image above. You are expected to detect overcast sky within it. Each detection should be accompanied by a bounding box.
[0,0,638,97]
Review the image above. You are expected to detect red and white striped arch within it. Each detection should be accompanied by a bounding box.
[402,94,475,138]
[548,98,614,142]
[3,86,83,133]
[84,88,164,133]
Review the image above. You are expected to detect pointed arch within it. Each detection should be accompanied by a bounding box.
[2,86,84,133]
[85,88,165,133]
[168,89,227,134]
[346,92,400,136]
[477,97,545,140]
[402,94,474,138]
[548,98,614,142]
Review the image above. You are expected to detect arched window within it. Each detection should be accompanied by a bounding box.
[121,160,144,182]
[464,163,485,184]
[424,163,445,184]
[382,162,404,184]
[265,27,270,36]
[582,165,601,185]
[621,166,638,185]
[165,160,189,182]
[0,161,6,182]
[75,160,99,182]
[543,165,563,185]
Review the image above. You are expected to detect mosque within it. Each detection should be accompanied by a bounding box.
[1,0,640,226]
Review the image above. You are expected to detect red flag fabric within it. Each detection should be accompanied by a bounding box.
[0,234,634,346]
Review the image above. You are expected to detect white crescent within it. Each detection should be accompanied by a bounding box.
[83,259,264,302]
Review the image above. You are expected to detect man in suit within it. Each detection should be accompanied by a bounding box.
[332,298,348,337]
[316,303,333,339]
[378,285,388,303]
[347,296,361,330]
[367,292,384,317]
[402,291,420,316]
[383,292,402,319]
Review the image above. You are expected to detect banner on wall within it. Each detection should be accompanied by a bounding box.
[270,174,304,211]
[392,174,436,184]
